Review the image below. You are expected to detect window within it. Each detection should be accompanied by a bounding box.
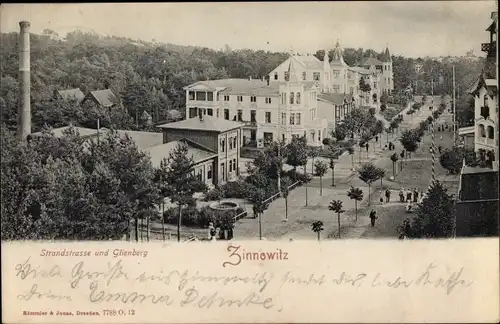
[265,112,272,123]
[333,70,340,78]
[229,159,233,172]
[196,168,202,181]
[281,112,286,125]
[233,136,237,148]
[224,109,230,120]
[229,137,233,150]
[344,104,348,117]
[333,85,340,93]
[335,106,341,122]
[250,96,257,102]
[487,126,495,139]
[290,113,295,125]
[290,92,294,104]
[265,97,272,104]
[484,95,488,107]
[224,95,230,101]
[349,87,354,94]
[207,164,212,180]
[189,107,198,118]
[237,110,243,121]
[296,92,301,104]
[189,91,195,100]
[196,92,206,101]
[481,106,490,119]
[302,72,306,80]
[221,163,226,181]
[237,95,243,102]
[250,110,256,122]
[220,138,226,152]
[207,108,213,116]
[207,92,214,101]
[284,71,289,81]
[478,124,486,137]
[318,130,321,142]
[233,158,237,174]
[274,72,278,80]
[313,72,321,81]
[295,113,301,125]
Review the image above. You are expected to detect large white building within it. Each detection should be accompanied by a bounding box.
[268,41,394,109]
[183,60,328,148]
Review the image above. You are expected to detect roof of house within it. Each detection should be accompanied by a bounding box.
[87,89,117,107]
[157,115,242,133]
[184,79,280,96]
[317,93,354,105]
[30,125,100,139]
[114,130,163,149]
[330,41,348,67]
[348,66,372,75]
[381,47,392,62]
[57,88,85,103]
[143,139,217,167]
[468,75,498,96]
[360,56,384,66]
[293,55,323,70]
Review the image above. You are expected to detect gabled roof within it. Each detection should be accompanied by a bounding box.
[330,40,348,67]
[30,125,100,139]
[184,79,279,96]
[360,56,384,66]
[144,139,217,167]
[348,66,372,75]
[293,55,323,70]
[114,130,163,149]
[87,89,117,107]
[57,88,85,103]
[468,74,497,97]
[157,115,242,133]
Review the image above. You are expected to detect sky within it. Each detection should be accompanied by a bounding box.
[1,2,497,58]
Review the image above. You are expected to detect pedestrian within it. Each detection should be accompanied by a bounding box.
[399,188,405,202]
[366,143,369,153]
[406,190,412,202]
[385,188,391,203]
[253,205,258,219]
[379,194,384,204]
[375,135,379,143]
[208,222,216,240]
[413,189,419,203]
[405,201,413,213]
[384,144,388,151]
[369,209,378,227]
[400,150,405,159]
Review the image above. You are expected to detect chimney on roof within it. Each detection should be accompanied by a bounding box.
[18,21,31,142]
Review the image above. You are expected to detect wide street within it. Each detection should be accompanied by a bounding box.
[233,96,460,240]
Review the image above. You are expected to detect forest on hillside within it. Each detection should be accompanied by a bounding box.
[0,29,485,133]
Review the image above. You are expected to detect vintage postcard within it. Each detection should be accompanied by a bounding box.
[1,2,499,323]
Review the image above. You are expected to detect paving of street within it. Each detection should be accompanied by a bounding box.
[233,96,460,241]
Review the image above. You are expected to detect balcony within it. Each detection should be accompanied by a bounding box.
[459,126,475,136]
[241,120,258,129]
[476,136,496,147]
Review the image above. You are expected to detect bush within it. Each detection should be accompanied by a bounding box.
[412,102,422,110]
[163,205,246,228]
[380,104,387,112]
[322,137,332,145]
[285,169,312,183]
[220,180,248,198]
[369,107,376,115]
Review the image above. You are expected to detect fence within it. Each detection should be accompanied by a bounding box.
[262,180,301,205]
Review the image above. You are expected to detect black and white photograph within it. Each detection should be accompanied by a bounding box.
[1,2,498,243]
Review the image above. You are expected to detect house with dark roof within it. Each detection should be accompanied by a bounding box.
[317,93,355,132]
[82,89,118,108]
[157,112,243,186]
[55,88,85,103]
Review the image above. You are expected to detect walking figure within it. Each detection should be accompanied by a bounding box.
[413,189,419,203]
[375,135,379,143]
[366,143,369,153]
[385,189,391,203]
[400,150,405,159]
[406,190,412,202]
[379,194,384,204]
[369,209,378,227]
[438,145,442,154]
[399,188,405,202]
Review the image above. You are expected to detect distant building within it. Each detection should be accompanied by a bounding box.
[317,93,355,133]
[158,113,243,186]
[54,88,85,104]
[81,89,118,108]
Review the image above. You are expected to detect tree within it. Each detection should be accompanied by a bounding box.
[380,104,387,112]
[162,143,207,242]
[285,136,308,172]
[334,123,347,141]
[249,186,269,240]
[390,120,399,135]
[311,221,324,241]
[281,178,291,221]
[390,153,399,178]
[357,163,380,204]
[308,146,320,175]
[399,181,455,238]
[376,167,386,187]
[399,129,419,158]
[347,146,355,170]
[347,186,363,221]
[439,148,463,174]
[328,200,345,238]
[314,160,328,196]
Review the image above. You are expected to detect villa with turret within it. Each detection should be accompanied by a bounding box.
[182,41,394,148]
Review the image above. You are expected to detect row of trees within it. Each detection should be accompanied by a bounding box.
[1,125,208,241]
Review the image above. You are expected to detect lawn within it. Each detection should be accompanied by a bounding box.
[381,104,405,121]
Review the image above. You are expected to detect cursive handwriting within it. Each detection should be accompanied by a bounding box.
[180,286,277,311]
[415,263,473,295]
[70,259,128,289]
[15,257,62,280]
[17,284,72,301]
[88,281,175,305]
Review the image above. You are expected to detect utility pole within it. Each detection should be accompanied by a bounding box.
[431,78,436,184]
[452,65,456,147]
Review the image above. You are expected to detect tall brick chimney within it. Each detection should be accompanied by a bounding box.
[18,21,31,141]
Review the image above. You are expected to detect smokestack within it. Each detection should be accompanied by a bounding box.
[18,21,31,141]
